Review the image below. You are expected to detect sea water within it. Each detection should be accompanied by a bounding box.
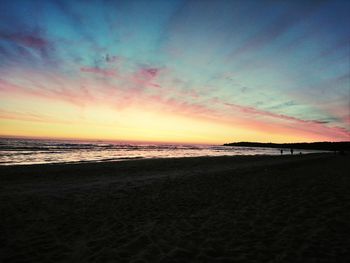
[0,137,323,165]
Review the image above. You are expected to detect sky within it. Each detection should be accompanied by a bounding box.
[0,0,349,144]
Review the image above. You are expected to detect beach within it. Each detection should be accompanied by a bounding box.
[1,153,349,262]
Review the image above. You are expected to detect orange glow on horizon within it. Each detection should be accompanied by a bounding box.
[0,103,342,144]
[1,76,348,144]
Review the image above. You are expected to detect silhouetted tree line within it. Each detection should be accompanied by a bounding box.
[223,141,350,151]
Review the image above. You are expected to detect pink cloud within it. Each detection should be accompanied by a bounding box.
[0,78,94,107]
[224,102,303,122]
[140,68,159,78]
[80,67,117,77]
[127,67,163,90]
[15,35,47,49]
[0,32,50,56]
[0,79,15,92]
[0,33,47,48]
[221,101,350,139]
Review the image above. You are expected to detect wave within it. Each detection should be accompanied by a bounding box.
[0,138,323,166]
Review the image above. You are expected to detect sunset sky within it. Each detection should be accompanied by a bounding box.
[0,0,349,144]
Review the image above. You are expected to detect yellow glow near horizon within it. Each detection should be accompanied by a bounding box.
[0,105,325,144]
[0,89,344,144]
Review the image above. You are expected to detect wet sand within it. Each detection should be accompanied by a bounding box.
[1,154,349,262]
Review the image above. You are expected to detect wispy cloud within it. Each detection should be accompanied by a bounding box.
[0,32,48,49]
[80,66,117,77]
[0,0,349,142]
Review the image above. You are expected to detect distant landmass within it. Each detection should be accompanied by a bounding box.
[223,141,350,151]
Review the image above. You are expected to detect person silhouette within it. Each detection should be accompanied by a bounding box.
[280,149,283,155]
[291,148,294,155]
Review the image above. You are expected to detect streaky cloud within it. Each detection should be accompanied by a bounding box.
[80,66,117,77]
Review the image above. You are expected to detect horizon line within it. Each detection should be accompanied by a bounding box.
[1,134,348,145]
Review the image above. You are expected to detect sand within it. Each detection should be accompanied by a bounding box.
[1,153,349,262]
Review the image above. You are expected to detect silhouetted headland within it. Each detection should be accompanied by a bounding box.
[223,141,350,152]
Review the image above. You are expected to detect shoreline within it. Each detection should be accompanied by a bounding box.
[0,151,330,168]
[1,153,349,262]
[0,137,330,166]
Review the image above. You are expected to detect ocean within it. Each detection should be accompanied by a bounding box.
[0,137,323,165]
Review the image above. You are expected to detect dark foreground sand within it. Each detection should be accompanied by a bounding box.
[1,154,349,262]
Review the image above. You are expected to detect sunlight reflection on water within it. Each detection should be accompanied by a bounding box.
[0,138,325,165]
